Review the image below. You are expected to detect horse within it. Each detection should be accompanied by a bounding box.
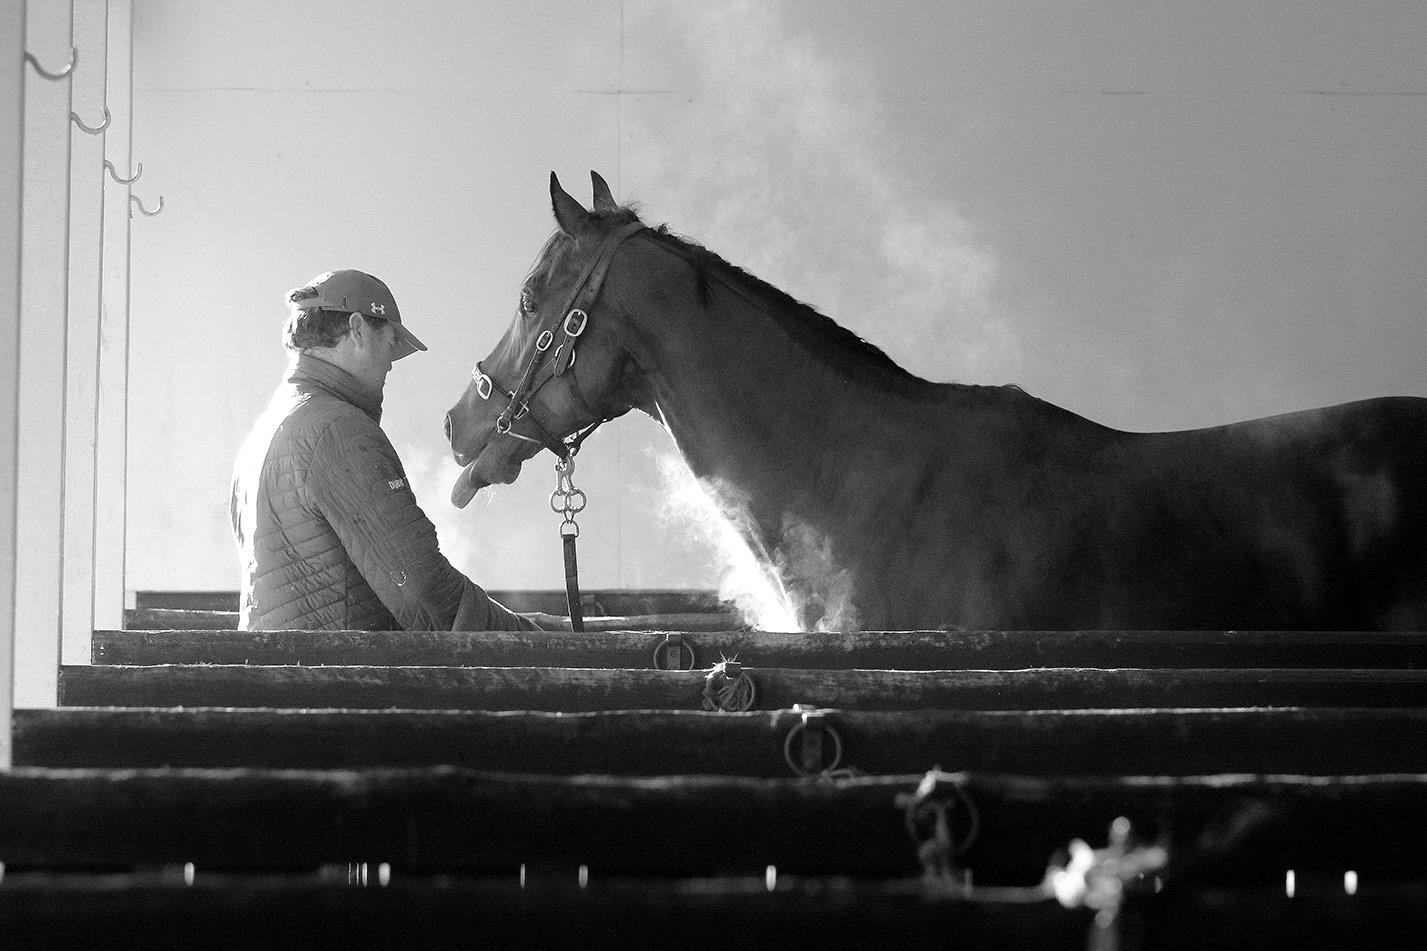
[444,171,1427,632]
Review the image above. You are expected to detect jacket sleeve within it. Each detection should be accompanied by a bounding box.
[305,415,540,631]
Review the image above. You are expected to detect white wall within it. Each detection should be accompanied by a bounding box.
[127,0,1427,594]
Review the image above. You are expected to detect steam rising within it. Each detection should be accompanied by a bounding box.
[627,1,1015,384]
[655,454,861,633]
[655,454,800,631]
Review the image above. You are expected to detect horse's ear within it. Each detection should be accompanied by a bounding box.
[590,171,617,212]
[551,171,592,236]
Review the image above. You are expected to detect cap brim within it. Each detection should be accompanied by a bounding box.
[391,322,427,361]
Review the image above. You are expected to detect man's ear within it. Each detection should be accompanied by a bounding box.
[347,312,367,343]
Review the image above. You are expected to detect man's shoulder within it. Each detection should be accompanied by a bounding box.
[285,391,378,437]
[298,395,392,457]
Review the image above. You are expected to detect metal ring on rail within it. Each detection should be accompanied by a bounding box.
[701,660,756,712]
[651,634,698,671]
[898,769,981,862]
[782,708,845,777]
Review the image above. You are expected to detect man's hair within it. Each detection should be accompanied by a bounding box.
[282,287,383,352]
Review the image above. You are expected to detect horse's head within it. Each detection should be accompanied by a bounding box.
[445,171,645,507]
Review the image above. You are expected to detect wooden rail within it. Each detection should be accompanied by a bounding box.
[120,609,743,633]
[132,589,723,616]
[16,707,1427,776]
[92,628,1427,669]
[2,876,1420,951]
[57,664,1427,712]
[2,768,1423,883]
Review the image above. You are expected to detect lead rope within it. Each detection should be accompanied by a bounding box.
[550,455,587,632]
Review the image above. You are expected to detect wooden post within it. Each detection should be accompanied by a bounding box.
[61,0,105,663]
[92,0,129,631]
[0,0,27,768]
[15,0,71,708]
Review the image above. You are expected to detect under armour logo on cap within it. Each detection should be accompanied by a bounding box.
[371,302,385,315]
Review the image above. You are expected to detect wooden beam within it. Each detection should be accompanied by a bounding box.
[119,609,742,633]
[0,875,1095,951]
[16,707,1427,776]
[57,664,1427,712]
[0,768,1424,883]
[92,628,1427,670]
[1,875,1419,951]
[131,589,726,616]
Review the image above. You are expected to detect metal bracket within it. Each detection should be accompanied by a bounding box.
[651,633,697,671]
[782,705,844,777]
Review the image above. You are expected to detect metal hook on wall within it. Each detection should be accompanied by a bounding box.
[130,194,164,218]
[24,47,77,81]
[71,105,111,135]
[104,160,143,185]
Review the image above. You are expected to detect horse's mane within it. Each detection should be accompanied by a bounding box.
[630,223,947,398]
[549,208,1036,407]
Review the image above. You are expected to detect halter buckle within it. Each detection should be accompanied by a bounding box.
[563,308,588,337]
[474,369,493,401]
[536,329,554,352]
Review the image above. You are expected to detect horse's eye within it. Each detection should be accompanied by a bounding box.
[520,291,537,316]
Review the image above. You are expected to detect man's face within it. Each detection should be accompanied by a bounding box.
[354,317,400,388]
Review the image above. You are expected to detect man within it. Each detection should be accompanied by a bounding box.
[231,268,539,631]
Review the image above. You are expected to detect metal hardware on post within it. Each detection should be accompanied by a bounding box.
[895,769,981,886]
[129,194,163,217]
[104,160,142,185]
[70,104,111,135]
[702,659,757,712]
[652,633,697,671]
[782,705,844,776]
[24,47,77,81]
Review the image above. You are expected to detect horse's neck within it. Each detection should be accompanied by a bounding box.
[633,281,950,543]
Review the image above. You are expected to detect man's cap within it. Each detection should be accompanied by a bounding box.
[288,268,428,360]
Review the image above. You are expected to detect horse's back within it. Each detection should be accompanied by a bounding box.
[942,395,1427,632]
[1133,395,1427,630]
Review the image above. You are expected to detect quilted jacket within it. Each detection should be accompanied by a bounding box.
[231,354,536,631]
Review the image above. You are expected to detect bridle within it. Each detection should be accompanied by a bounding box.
[468,219,645,634]
[471,219,646,464]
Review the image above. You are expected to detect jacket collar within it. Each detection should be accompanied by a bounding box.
[290,353,384,422]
